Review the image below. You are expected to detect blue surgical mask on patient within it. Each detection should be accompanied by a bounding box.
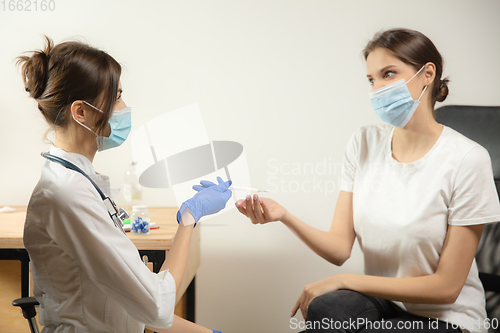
[73,101,132,151]
[369,65,427,128]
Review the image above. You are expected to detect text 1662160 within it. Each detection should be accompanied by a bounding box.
[2,0,55,11]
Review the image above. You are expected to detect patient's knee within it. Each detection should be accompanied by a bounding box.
[306,290,369,322]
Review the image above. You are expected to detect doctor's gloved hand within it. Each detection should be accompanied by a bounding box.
[176,177,232,226]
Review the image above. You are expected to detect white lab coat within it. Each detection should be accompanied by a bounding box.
[24,146,176,333]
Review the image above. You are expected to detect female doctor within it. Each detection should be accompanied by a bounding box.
[236,28,500,332]
[19,37,229,333]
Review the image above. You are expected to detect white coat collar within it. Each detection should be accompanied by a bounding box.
[49,146,120,199]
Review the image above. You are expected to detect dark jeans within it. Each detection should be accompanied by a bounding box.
[299,290,461,333]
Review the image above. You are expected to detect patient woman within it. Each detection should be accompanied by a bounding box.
[236,28,500,332]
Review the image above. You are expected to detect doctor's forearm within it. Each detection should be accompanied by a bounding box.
[161,213,195,293]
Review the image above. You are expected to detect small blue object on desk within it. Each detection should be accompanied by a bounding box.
[132,216,149,233]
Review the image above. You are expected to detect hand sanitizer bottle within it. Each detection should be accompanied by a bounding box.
[124,161,142,205]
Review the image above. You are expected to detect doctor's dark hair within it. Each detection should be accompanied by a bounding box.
[363,28,449,106]
[16,36,121,134]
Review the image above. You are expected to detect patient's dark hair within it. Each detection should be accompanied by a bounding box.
[363,28,449,106]
[16,36,121,135]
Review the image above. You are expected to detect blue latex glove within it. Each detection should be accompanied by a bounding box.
[176,177,232,226]
[213,331,222,333]
[192,179,219,192]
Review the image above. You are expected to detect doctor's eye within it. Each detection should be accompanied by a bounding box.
[117,89,123,102]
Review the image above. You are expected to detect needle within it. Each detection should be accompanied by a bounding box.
[229,186,269,193]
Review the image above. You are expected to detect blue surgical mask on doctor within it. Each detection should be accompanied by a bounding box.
[72,101,132,151]
[369,65,427,128]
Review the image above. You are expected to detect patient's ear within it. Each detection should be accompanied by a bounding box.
[423,62,436,86]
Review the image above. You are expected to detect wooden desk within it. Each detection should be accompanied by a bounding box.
[0,206,200,321]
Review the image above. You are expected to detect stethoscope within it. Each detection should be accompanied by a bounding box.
[41,153,129,234]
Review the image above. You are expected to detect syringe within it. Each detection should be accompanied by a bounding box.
[229,186,269,193]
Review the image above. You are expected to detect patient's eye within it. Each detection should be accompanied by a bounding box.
[384,71,396,79]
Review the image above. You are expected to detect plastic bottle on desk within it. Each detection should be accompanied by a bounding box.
[131,205,150,235]
[124,161,142,205]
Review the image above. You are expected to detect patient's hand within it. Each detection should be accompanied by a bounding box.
[235,195,287,224]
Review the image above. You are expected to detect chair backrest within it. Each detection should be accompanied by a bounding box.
[435,105,500,326]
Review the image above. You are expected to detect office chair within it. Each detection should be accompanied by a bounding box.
[435,105,500,328]
[12,296,39,333]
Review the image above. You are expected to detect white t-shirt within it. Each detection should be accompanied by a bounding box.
[340,124,500,333]
[24,146,176,333]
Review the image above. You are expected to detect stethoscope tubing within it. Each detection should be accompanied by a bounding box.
[41,152,126,233]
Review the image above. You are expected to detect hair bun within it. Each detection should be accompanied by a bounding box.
[17,36,53,100]
[436,78,449,103]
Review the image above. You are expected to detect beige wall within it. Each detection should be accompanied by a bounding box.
[1,1,499,332]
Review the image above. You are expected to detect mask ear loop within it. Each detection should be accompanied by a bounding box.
[417,85,428,101]
[407,65,426,84]
[72,100,103,136]
[82,100,104,113]
[72,112,98,136]
[406,65,427,102]
[83,100,109,137]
